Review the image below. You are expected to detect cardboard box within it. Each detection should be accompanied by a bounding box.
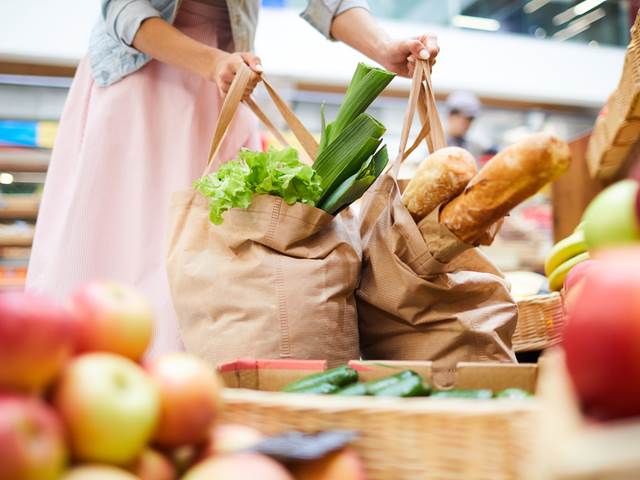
[219,358,538,393]
[219,358,327,392]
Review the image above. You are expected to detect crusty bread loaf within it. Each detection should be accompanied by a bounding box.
[440,132,571,244]
[402,147,477,221]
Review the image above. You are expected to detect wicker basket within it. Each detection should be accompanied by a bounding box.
[219,361,539,480]
[513,293,565,352]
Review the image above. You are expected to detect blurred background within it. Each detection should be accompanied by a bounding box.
[0,0,632,285]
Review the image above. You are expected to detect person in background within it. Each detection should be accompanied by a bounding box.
[445,90,483,159]
[26,0,439,357]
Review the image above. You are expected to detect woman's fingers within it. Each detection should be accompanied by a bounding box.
[240,52,264,74]
[217,52,262,96]
[425,34,439,65]
[407,38,430,61]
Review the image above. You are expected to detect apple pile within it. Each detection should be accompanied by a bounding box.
[0,281,367,480]
[562,247,640,422]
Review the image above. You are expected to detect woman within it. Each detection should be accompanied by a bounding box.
[27,0,439,356]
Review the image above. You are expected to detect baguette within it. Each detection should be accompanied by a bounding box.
[402,147,477,221]
[440,132,571,244]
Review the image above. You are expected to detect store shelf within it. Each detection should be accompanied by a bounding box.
[0,148,49,173]
[0,206,38,219]
[0,233,33,247]
[0,195,40,220]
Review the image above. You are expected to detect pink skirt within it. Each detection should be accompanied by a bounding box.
[27,0,259,356]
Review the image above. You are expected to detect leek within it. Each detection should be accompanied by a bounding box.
[314,113,385,201]
[313,63,395,214]
[319,146,388,215]
[320,64,395,149]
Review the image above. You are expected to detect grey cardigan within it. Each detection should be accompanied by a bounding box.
[90,0,369,87]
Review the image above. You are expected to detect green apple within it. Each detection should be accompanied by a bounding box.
[54,353,160,465]
[583,180,640,251]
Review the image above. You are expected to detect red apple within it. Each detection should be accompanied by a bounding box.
[69,281,153,360]
[563,247,640,420]
[635,184,640,225]
[182,453,293,480]
[129,448,176,480]
[0,292,74,392]
[54,353,160,465]
[562,259,600,311]
[62,465,139,480]
[200,424,264,459]
[146,352,222,447]
[0,394,67,480]
[291,448,367,480]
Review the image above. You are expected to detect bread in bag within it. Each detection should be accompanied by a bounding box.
[440,132,570,244]
[402,147,477,221]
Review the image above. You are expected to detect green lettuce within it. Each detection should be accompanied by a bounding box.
[194,147,323,224]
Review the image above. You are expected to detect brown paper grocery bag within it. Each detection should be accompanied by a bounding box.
[167,65,360,367]
[356,60,516,386]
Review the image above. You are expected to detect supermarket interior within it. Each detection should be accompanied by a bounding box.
[0,1,640,479]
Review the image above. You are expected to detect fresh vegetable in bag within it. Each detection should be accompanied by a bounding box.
[194,147,322,224]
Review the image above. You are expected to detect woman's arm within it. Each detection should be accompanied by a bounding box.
[330,7,439,78]
[126,17,262,95]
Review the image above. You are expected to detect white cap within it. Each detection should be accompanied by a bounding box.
[446,91,481,117]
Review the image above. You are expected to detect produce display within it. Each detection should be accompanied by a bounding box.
[0,284,371,480]
[196,63,394,223]
[546,179,640,292]
[281,366,532,399]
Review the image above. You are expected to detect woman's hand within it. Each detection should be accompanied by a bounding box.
[132,18,262,98]
[210,51,263,97]
[330,9,439,78]
[378,35,439,78]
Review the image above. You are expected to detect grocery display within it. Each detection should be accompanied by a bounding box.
[4,2,640,479]
[0,288,374,479]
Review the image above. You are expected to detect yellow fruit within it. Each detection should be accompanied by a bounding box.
[548,252,590,291]
[544,230,588,277]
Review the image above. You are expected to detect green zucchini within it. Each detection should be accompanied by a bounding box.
[373,375,430,398]
[335,383,369,396]
[364,370,419,395]
[495,388,531,399]
[282,365,358,393]
[292,383,340,395]
[431,389,493,399]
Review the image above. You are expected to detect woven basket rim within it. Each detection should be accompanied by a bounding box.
[222,387,539,415]
[516,291,561,305]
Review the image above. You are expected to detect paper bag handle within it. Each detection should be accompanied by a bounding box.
[204,63,318,176]
[384,60,447,177]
